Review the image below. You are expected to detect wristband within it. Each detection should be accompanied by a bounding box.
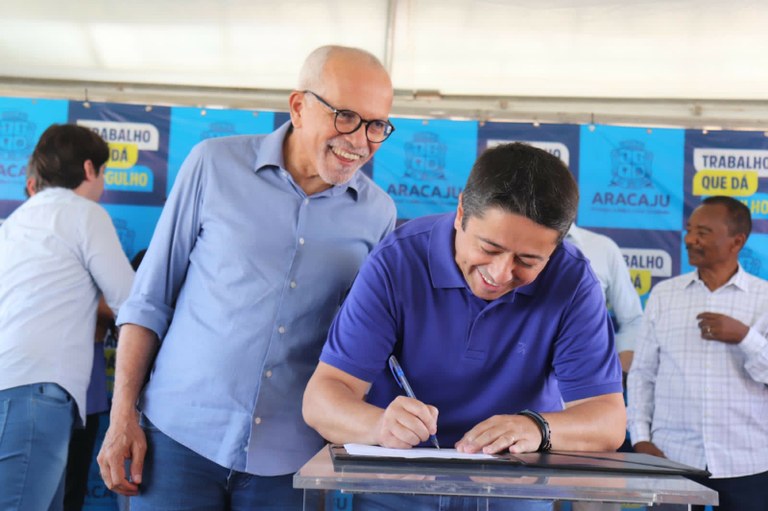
[518,409,552,452]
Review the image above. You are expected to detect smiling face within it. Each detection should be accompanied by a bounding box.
[289,53,393,186]
[453,203,560,301]
[684,203,744,271]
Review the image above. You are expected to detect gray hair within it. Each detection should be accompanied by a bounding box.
[297,45,385,92]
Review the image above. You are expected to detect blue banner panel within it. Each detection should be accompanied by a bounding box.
[102,204,163,262]
[684,129,768,234]
[69,102,170,206]
[578,125,685,230]
[274,111,291,129]
[591,227,681,306]
[0,201,19,222]
[373,118,478,220]
[0,97,69,216]
[168,107,276,196]
[477,122,580,180]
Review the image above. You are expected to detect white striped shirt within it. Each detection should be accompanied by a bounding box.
[627,266,768,478]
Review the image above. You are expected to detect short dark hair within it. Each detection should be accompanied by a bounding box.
[461,142,578,241]
[701,196,752,239]
[28,124,109,192]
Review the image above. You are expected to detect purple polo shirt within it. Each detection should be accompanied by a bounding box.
[320,213,622,445]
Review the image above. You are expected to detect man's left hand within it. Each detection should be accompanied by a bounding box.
[697,312,749,344]
[455,414,541,454]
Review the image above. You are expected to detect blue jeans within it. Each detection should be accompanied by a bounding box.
[0,383,76,511]
[131,417,307,510]
[352,493,553,511]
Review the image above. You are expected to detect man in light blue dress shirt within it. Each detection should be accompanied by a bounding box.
[97,45,398,510]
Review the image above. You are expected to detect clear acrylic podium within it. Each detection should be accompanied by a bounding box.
[293,447,718,510]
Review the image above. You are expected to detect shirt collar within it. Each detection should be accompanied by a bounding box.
[684,264,750,292]
[253,121,291,172]
[254,121,362,200]
[427,213,539,300]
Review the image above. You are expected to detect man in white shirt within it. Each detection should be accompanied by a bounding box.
[0,124,134,511]
[566,225,643,373]
[628,196,768,511]
[566,226,642,511]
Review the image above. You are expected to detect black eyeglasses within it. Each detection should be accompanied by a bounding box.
[303,90,395,143]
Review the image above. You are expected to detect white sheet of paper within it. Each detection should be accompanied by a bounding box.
[344,443,497,460]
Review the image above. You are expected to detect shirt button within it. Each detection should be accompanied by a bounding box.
[278,326,286,334]
[254,417,262,425]
[265,370,273,378]
[304,198,310,205]
[299,237,305,245]
[290,281,297,289]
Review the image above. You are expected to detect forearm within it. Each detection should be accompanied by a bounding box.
[547,393,626,451]
[110,323,160,420]
[741,327,768,383]
[303,374,383,445]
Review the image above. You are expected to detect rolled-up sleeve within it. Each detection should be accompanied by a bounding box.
[116,143,207,338]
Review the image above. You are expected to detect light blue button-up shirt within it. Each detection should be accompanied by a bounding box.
[117,122,396,475]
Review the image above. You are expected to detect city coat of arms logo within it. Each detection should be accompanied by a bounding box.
[404,132,446,181]
[610,140,654,189]
[0,111,36,160]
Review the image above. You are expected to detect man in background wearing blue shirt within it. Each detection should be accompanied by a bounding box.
[303,142,626,510]
[97,45,397,510]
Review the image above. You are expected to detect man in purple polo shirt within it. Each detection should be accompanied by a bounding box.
[303,142,626,509]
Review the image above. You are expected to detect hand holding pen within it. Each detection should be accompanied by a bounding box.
[388,355,441,449]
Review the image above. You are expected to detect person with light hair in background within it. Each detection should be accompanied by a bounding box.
[564,225,642,374]
[98,45,397,510]
[565,225,642,511]
[0,124,134,510]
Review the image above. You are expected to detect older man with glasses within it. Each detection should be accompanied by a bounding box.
[97,45,397,510]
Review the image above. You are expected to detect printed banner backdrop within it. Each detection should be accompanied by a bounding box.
[593,227,681,306]
[68,102,170,206]
[578,124,685,231]
[372,118,478,220]
[477,121,580,180]
[167,107,276,195]
[102,204,163,263]
[0,97,69,216]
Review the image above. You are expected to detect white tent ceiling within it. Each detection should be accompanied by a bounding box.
[1,0,767,128]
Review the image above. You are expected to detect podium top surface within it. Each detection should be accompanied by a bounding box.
[293,446,718,506]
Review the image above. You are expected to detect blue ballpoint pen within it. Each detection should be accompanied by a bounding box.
[388,355,441,449]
